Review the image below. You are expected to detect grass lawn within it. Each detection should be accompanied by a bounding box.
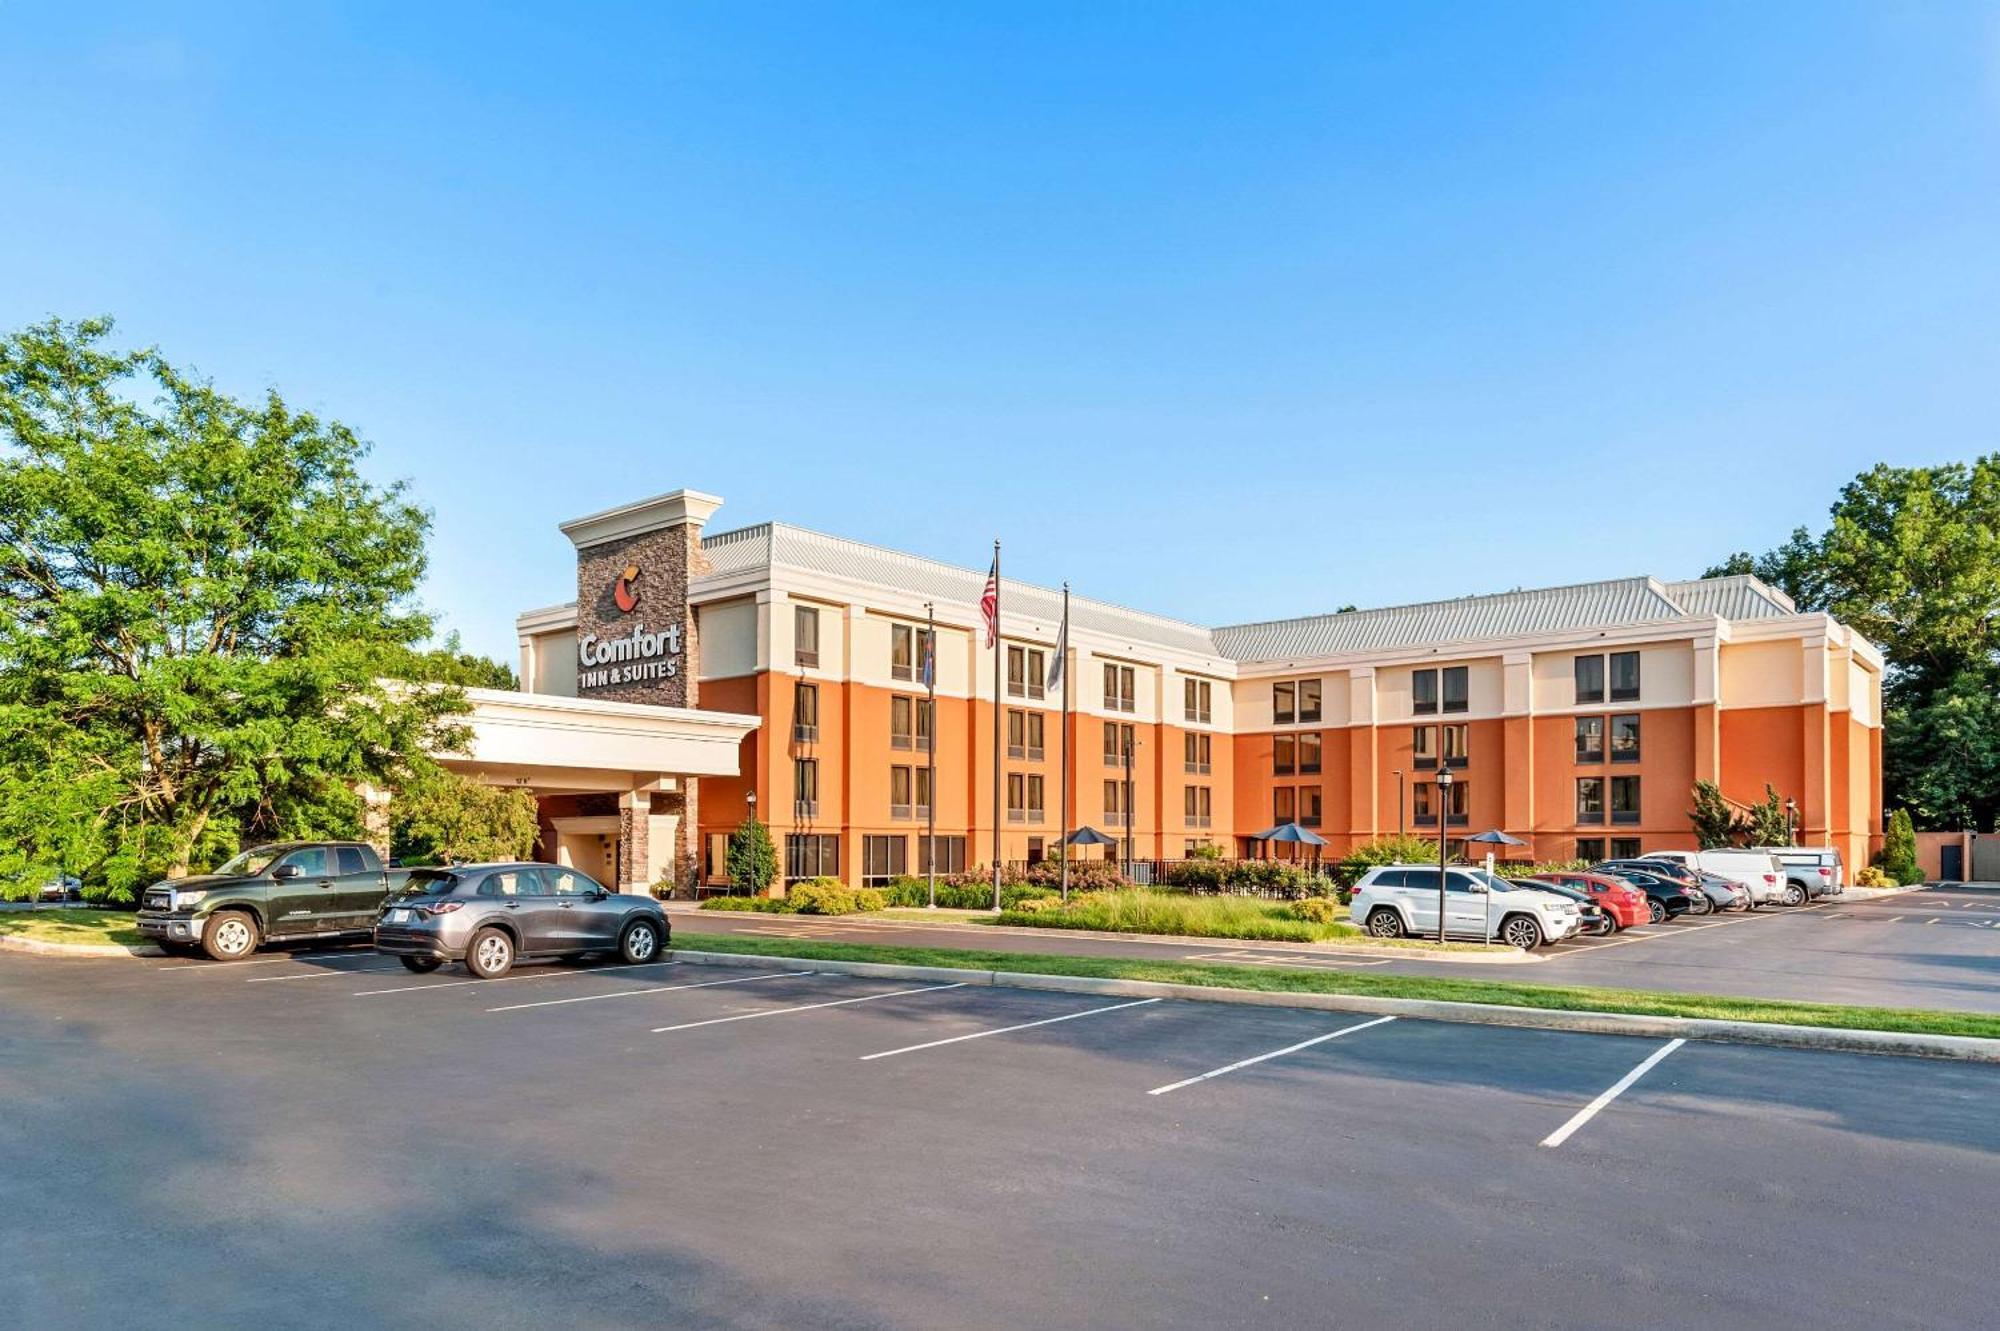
[0,908,145,949]
[673,931,2000,1041]
[995,890,1354,942]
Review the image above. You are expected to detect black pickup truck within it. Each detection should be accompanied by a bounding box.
[136,841,413,960]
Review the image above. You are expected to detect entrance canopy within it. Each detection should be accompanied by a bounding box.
[436,687,759,795]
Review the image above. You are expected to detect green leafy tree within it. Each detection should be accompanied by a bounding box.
[0,317,469,900]
[1876,808,1922,885]
[1709,455,2000,829]
[726,813,777,894]
[406,631,517,690]
[1688,780,1744,849]
[390,762,539,865]
[1742,784,1793,846]
[1336,834,1447,887]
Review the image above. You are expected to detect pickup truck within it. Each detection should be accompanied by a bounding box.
[137,841,413,960]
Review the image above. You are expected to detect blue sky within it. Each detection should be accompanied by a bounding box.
[5,3,1998,661]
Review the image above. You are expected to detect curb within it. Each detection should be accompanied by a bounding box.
[670,948,2000,1065]
[0,934,164,959]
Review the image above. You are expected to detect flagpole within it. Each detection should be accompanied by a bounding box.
[990,540,1003,912]
[925,600,937,911]
[1059,582,1071,904]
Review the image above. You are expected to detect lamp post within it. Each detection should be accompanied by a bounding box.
[1784,797,1798,848]
[1434,767,1454,944]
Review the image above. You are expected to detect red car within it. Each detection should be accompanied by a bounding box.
[1523,872,1651,931]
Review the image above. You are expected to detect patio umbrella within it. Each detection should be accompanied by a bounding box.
[1063,825,1119,862]
[1465,828,1527,873]
[1252,822,1329,864]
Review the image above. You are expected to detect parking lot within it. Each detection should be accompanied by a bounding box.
[5,940,1998,1330]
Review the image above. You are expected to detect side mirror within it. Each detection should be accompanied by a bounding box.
[271,863,300,881]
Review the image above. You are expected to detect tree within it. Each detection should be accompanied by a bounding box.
[407,631,518,690]
[726,813,777,894]
[1709,456,2000,829]
[1877,808,1922,885]
[1688,780,1743,849]
[390,762,539,865]
[0,317,469,899]
[1742,784,1792,846]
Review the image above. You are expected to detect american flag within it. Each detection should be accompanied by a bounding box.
[979,552,999,648]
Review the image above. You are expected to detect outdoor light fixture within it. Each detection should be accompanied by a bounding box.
[1435,767,1454,943]
[1784,796,1797,847]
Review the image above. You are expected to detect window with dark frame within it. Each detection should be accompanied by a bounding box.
[1446,780,1468,826]
[1610,714,1641,762]
[1413,724,1436,769]
[793,681,819,742]
[1610,837,1642,859]
[1299,731,1322,774]
[785,833,839,880]
[1300,786,1323,827]
[1103,721,1132,766]
[890,623,915,681]
[1184,678,1212,724]
[1610,775,1641,824]
[1027,774,1044,822]
[1298,678,1322,723]
[1576,775,1605,824]
[918,835,966,875]
[891,695,915,750]
[794,605,820,669]
[1412,669,1438,715]
[1183,732,1211,774]
[915,766,931,818]
[1007,773,1027,822]
[1274,734,1296,775]
[1183,785,1212,828]
[890,766,913,819]
[1574,715,1604,763]
[1103,662,1134,712]
[1103,779,1127,825]
[1576,837,1606,863]
[793,758,820,818]
[1273,786,1296,825]
[1609,651,1641,703]
[1441,666,1469,714]
[1442,723,1467,768]
[1574,654,1604,705]
[861,835,906,887]
[1412,782,1436,825]
[1273,680,1295,724]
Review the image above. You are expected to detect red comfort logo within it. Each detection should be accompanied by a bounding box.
[612,564,641,614]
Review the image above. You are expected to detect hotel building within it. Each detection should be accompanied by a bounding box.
[440,489,1883,893]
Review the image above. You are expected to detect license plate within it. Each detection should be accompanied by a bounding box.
[385,908,410,924]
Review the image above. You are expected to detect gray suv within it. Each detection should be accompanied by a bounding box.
[373,864,669,979]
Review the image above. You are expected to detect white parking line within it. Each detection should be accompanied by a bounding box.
[650,981,967,1034]
[1540,1038,1686,1149]
[158,952,374,972]
[353,960,679,997]
[859,997,1162,1061]
[487,969,813,1012]
[1146,1015,1399,1096]
[248,965,402,983]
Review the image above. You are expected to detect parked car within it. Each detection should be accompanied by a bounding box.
[36,874,83,904]
[1349,865,1583,949]
[1752,846,1845,899]
[372,863,669,978]
[1629,850,1790,908]
[135,841,414,960]
[1690,871,1751,912]
[1521,872,1651,931]
[1593,859,1716,915]
[1515,879,1613,936]
[1593,867,1698,925]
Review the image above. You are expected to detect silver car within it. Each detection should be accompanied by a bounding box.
[373,863,670,979]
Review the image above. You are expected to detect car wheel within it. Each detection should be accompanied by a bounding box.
[619,918,662,965]
[1684,893,1710,915]
[465,927,515,979]
[200,911,259,962]
[1365,907,1405,939]
[399,956,443,974]
[1783,884,1806,907]
[1600,915,1619,935]
[1646,899,1665,925]
[1500,914,1544,950]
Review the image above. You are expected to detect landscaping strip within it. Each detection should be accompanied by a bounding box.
[0,908,153,955]
[672,931,2000,1053]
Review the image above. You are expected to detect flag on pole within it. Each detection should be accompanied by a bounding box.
[1046,598,1068,692]
[979,553,999,648]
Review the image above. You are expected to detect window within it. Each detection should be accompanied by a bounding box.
[1008,645,1047,699]
[1300,786,1323,828]
[1007,773,1026,822]
[1183,732,1211,774]
[544,868,593,896]
[1298,678,1322,723]
[915,766,931,818]
[1412,669,1438,716]
[1026,837,1045,865]
[891,695,915,750]
[481,867,543,897]
[793,759,819,818]
[1183,785,1212,829]
[916,698,932,753]
[1413,724,1437,769]
[1441,723,1467,769]
[335,847,367,875]
[1441,667,1469,714]
[1103,662,1135,713]
[890,766,913,819]
[785,834,839,879]
[1445,781,1468,826]
[1298,731,1322,774]
[1103,779,1127,826]
[1610,714,1641,763]
[1609,651,1641,703]
[1610,775,1641,825]
[1273,786,1296,825]
[918,835,966,874]
[1184,678,1212,724]
[1007,709,1045,760]
[1273,734,1296,775]
[283,847,329,877]
[890,623,916,681]
[793,682,819,742]
[1027,774,1044,822]
[1576,776,1605,823]
[1610,837,1642,859]
[1574,654,1604,705]
[1574,716,1604,763]
[794,605,820,669]
[1575,837,1606,863]
[1103,721,1133,766]
[1273,680,1295,724]
[861,835,906,887]
[1412,782,1436,825]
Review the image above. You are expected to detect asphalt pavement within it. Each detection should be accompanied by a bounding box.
[4,943,1997,1329]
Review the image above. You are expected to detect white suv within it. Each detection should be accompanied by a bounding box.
[1348,865,1583,949]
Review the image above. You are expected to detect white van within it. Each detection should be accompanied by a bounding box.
[1648,849,1790,905]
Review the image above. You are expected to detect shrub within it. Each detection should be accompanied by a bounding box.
[878,877,1052,910]
[787,878,862,915]
[853,887,887,913]
[1875,809,1923,885]
[1493,860,1587,879]
[1158,858,1334,898]
[996,889,1358,942]
[699,895,787,913]
[1853,865,1896,889]
[1021,858,1128,892]
[1291,896,1342,924]
[1336,835,1445,887]
[726,815,778,895]
[1010,894,1066,913]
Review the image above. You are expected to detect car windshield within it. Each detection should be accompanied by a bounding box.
[1474,872,1517,892]
[393,871,458,899]
[214,846,285,876]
